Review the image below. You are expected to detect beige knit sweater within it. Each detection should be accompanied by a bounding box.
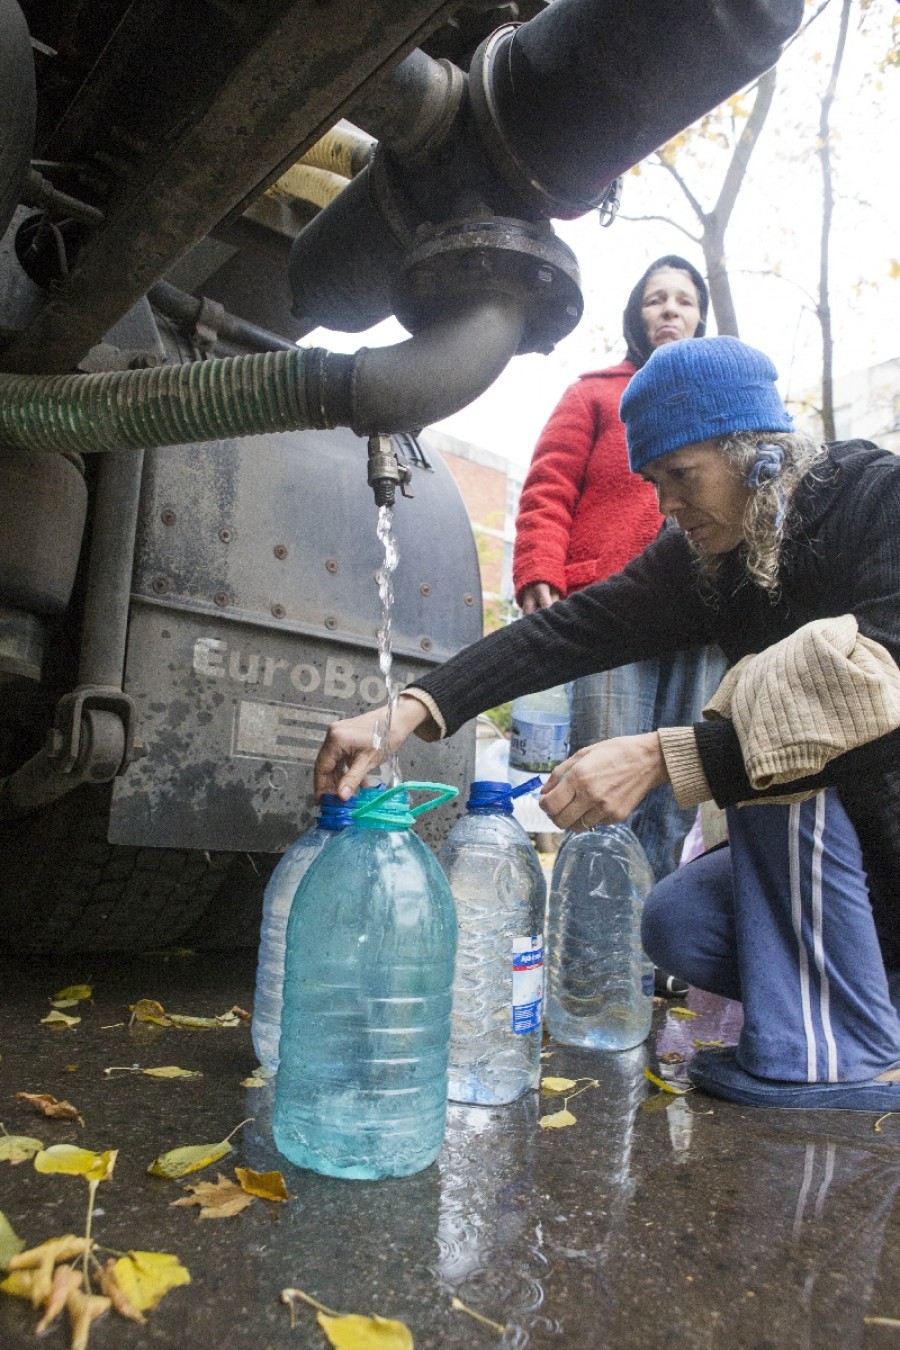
[659,615,900,807]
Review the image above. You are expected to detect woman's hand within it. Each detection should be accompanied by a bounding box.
[519,582,561,615]
[313,694,430,800]
[539,733,669,831]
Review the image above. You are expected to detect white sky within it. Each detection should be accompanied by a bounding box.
[304,0,899,471]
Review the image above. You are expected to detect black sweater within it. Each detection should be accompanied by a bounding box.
[415,442,900,963]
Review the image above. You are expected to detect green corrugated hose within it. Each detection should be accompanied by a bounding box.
[0,347,327,455]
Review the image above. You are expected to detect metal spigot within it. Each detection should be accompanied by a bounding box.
[367,433,414,507]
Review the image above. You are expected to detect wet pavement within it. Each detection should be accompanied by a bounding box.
[2,950,900,1349]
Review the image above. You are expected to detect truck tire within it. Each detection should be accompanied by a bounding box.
[0,0,35,242]
[0,782,235,954]
[180,851,277,951]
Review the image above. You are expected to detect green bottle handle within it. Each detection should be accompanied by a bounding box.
[351,780,459,822]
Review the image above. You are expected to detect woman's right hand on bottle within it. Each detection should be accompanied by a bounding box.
[313,694,430,801]
[519,582,562,614]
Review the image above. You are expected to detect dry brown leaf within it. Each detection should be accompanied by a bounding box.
[234,1166,288,1202]
[35,1264,82,1333]
[98,1258,147,1323]
[67,1287,111,1350]
[170,1173,254,1219]
[16,1092,84,1126]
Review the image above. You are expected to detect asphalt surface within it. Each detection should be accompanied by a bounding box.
[2,950,900,1349]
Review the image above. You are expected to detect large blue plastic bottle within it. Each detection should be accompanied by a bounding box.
[251,792,357,1074]
[546,824,655,1051]
[273,782,459,1179]
[438,778,547,1104]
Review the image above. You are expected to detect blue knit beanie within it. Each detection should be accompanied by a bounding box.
[621,336,794,473]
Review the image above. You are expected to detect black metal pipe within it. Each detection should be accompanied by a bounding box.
[349,292,526,433]
[470,0,804,216]
[0,0,35,241]
[148,280,297,353]
[348,48,464,161]
[77,449,144,689]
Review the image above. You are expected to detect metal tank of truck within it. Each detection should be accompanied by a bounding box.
[0,0,801,950]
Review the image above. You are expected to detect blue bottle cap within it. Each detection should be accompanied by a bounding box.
[466,777,543,814]
[318,792,357,830]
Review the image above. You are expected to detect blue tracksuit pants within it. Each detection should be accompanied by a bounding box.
[642,789,900,1082]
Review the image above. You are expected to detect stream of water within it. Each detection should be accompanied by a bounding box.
[373,503,401,786]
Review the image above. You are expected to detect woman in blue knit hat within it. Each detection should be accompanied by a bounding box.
[315,335,900,1112]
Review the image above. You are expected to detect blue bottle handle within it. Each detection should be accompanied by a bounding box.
[352,781,459,824]
[509,775,543,799]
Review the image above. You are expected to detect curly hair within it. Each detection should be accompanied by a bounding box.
[690,431,828,600]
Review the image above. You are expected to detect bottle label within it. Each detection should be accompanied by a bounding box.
[512,935,543,1034]
[509,714,569,773]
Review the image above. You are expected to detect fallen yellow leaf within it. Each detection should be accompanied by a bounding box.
[34,1145,117,1182]
[170,1173,254,1219]
[129,997,247,1030]
[35,1264,82,1333]
[539,1108,577,1129]
[53,984,93,1004]
[640,1091,679,1114]
[40,1010,81,1029]
[66,1286,111,1350]
[669,1007,699,1020]
[234,1167,288,1202]
[109,1251,190,1311]
[693,1039,725,1049]
[317,1311,415,1350]
[129,998,172,1026]
[540,1077,578,1094]
[0,1269,36,1299]
[0,1210,25,1269]
[0,1134,44,1165]
[643,1068,689,1095]
[141,1066,203,1079]
[8,1235,94,1306]
[98,1258,146,1323]
[241,1072,269,1088]
[147,1139,233,1179]
[166,1013,224,1029]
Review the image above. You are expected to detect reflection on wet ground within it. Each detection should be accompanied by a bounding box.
[2,951,900,1348]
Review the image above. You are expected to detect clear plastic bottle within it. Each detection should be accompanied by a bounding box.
[439,778,547,1105]
[546,824,655,1051]
[508,685,570,775]
[251,792,356,1074]
[273,782,459,1179]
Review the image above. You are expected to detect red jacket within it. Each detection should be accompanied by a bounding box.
[512,360,664,603]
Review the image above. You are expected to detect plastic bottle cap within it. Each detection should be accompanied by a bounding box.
[318,791,357,830]
[351,781,459,829]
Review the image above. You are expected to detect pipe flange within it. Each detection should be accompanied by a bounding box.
[468,24,610,220]
[393,216,583,356]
